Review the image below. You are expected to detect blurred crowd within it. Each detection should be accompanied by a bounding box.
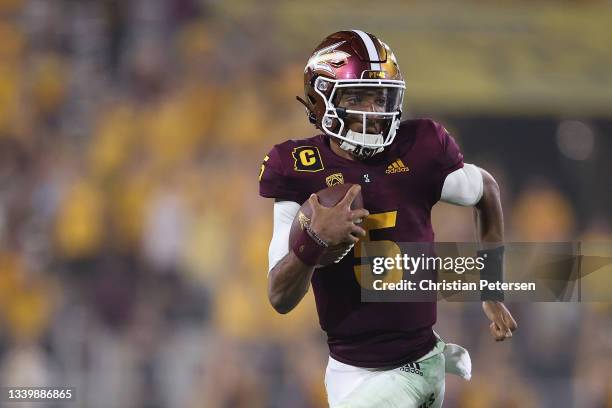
[0,0,610,407]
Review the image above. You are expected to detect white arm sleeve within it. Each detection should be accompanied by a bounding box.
[268,201,300,273]
[440,163,484,206]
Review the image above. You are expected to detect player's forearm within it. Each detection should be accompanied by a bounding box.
[475,170,509,308]
[474,169,504,245]
[267,252,315,314]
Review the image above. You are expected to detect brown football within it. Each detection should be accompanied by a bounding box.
[289,183,364,267]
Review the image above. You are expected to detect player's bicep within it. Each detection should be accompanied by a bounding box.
[440,163,483,206]
[268,200,300,273]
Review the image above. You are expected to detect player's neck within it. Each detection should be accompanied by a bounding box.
[329,138,357,161]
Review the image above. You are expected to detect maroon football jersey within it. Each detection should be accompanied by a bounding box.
[259,119,464,368]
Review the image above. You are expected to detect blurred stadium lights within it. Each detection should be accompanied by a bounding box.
[556,120,595,161]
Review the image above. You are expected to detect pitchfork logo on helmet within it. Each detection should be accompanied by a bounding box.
[297,30,405,158]
[305,41,351,76]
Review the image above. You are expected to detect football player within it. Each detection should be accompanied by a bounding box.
[259,30,517,407]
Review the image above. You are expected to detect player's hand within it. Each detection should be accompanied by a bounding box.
[482,301,517,342]
[308,184,369,246]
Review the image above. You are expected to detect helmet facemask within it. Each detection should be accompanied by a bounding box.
[314,76,405,159]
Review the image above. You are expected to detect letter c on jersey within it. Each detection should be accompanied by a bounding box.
[293,146,324,172]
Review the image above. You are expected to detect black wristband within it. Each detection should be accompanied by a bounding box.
[478,246,505,302]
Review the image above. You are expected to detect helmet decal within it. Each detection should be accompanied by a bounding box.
[305,41,350,77]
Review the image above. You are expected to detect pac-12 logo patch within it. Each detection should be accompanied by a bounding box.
[325,172,344,186]
[293,146,324,172]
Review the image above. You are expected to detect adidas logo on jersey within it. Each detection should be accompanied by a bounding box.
[385,159,409,174]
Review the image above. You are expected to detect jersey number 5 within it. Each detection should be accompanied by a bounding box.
[353,211,403,289]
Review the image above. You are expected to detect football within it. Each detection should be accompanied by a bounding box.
[289,183,364,267]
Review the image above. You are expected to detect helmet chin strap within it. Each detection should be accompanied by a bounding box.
[339,129,384,158]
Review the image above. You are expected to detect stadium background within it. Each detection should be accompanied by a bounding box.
[0,0,610,406]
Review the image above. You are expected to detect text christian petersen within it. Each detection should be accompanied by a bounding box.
[370,254,536,292]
